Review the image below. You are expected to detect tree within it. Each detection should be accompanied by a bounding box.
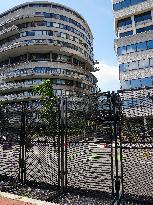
[33,79,59,140]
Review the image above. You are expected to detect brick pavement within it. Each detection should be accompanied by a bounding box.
[0,197,33,205]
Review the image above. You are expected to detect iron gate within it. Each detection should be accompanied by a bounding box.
[0,92,121,203]
[62,92,120,204]
[0,100,64,198]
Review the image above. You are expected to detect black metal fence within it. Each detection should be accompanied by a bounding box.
[0,92,119,203]
[119,89,153,205]
[0,90,153,204]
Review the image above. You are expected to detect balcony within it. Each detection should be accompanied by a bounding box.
[0,13,44,29]
[0,25,19,40]
[0,39,94,70]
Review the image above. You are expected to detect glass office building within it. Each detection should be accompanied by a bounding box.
[0,1,98,103]
[113,0,153,90]
[113,0,153,115]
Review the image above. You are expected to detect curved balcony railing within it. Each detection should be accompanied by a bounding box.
[0,39,94,67]
[0,76,96,93]
[0,68,96,85]
[0,13,44,28]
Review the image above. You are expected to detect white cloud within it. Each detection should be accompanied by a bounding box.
[93,62,120,92]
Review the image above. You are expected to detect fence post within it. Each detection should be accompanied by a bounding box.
[112,92,120,203]
[19,103,26,184]
[64,97,68,189]
[60,97,65,193]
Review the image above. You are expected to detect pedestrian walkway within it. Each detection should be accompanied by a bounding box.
[0,191,59,205]
[0,197,32,205]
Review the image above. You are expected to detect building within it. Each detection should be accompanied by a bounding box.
[0,1,98,103]
[113,0,153,116]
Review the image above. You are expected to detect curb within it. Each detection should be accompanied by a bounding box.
[0,191,59,205]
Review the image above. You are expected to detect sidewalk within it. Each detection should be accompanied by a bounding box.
[0,191,59,205]
[0,197,33,205]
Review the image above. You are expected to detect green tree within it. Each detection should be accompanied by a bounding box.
[33,79,58,139]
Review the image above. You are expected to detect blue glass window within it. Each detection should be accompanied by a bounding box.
[27,31,35,36]
[136,42,147,51]
[119,30,133,37]
[118,17,132,28]
[141,77,152,87]
[118,46,126,55]
[121,80,131,89]
[122,99,132,109]
[128,61,139,70]
[113,0,147,11]
[131,0,142,5]
[139,59,149,68]
[150,58,153,66]
[147,40,153,49]
[134,11,152,23]
[136,25,153,33]
[126,44,136,53]
[121,0,131,8]
[131,79,141,89]
[119,63,127,73]
[113,2,122,11]
[43,12,51,18]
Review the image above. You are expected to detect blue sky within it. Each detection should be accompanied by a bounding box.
[0,0,120,91]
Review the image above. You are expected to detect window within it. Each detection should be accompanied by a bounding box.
[126,44,136,53]
[139,59,149,68]
[35,31,42,36]
[134,11,152,23]
[131,79,141,89]
[60,24,67,29]
[65,80,73,86]
[35,12,42,16]
[53,23,60,28]
[136,25,153,33]
[128,61,139,70]
[65,90,70,96]
[147,40,153,49]
[30,4,40,8]
[66,26,71,31]
[54,31,61,37]
[118,46,126,55]
[121,0,131,8]
[119,30,133,37]
[73,58,79,66]
[30,53,50,61]
[35,22,46,27]
[150,58,153,66]
[113,2,122,11]
[113,0,147,11]
[56,90,62,96]
[54,14,60,20]
[121,80,131,90]
[136,42,147,51]
[119,64,127,73]
[27,31,35,36]
[61,33,67,39]
[52,53,58,61]
[47,22,51,27]
[43,12,51,18]
[141,77,152,87]
[118,17,132,28]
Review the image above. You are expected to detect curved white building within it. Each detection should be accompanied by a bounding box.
[0,1,98,103]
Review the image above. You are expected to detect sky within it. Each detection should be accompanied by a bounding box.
[0,0,120,92]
